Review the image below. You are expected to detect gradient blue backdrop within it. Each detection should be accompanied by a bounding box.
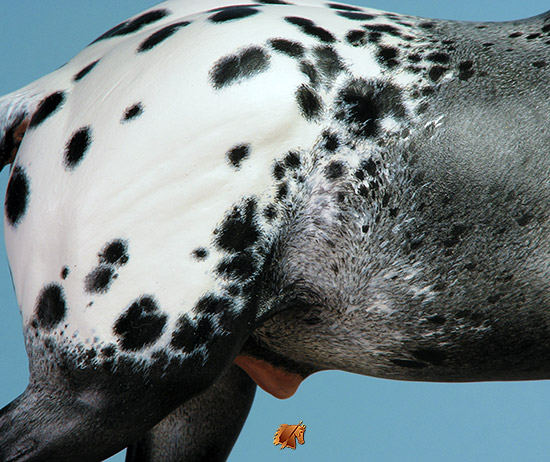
[1,2,549,461]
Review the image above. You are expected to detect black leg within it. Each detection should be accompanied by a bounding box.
[126,364,256,462]
[0,315,250,462]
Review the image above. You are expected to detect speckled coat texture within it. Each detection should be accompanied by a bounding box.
[0,1,549,460]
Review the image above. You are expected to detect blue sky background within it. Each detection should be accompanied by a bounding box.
[1,1,549,461]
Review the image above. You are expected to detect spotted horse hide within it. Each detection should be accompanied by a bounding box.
[0,0,550,461]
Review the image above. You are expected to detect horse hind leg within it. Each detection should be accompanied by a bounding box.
[126,364,256,462]
[0,366,188,462]
[0,313,251,462]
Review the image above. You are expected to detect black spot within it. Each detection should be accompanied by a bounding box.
[443,224,469,247]
[210,47,270,89]
[102,345,116,358]
[268,38,305,58]
[124,10,171,33]
[171,314,214,352]
[100,239,129,266]
[216,251,258,280]
[192,247,209,260]
[264,204,278,220]
[284,16,336,43]
[532,60,547,69]
[227,284,242,296]
[335,82,379,136]
[85,265,115,294]
[29,91,65,129]
[122,103,144,122]
[527,33,541,40]
[215,198,261,252]
[412,349,447,365]
[516,213,532,226]
[322,131,340,151]
[325,160,345,180]
[284,151,301,168]
[64,126,92,169]
[337,11,375,20]
[408,53,422,63]
[326,2,362,11]
[426,52,450,64]
[367,32,382,43]
[35,284,67,330]
[273,161,286,180]
[300,61,320,88]
[391,359,427,369]
[99,349,116,367]
[428,65,448,82]
[196,295,234,316]
[357,184,369,198]
[114,296,167,351]
[458,61,474,81]
[91,9,170,43]
[5,165,30,226]
[427,314,446,325]
[313,46,345,80]
[209,6,260,23]
[346,29,366,47]
[542,24,550,33]
[73,60,100,82]
[276,183,288,200]
[419,22,435,29]
[334,78,405,138]
[61,267,70,280]
[377,46,399,68]
[296,84,324,121]
[227,144,251,168]
[137,21,190,52]
[367,24,401,37]
[509,31,523,38]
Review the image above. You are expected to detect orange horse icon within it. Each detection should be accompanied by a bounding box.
[273,421,306,449]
